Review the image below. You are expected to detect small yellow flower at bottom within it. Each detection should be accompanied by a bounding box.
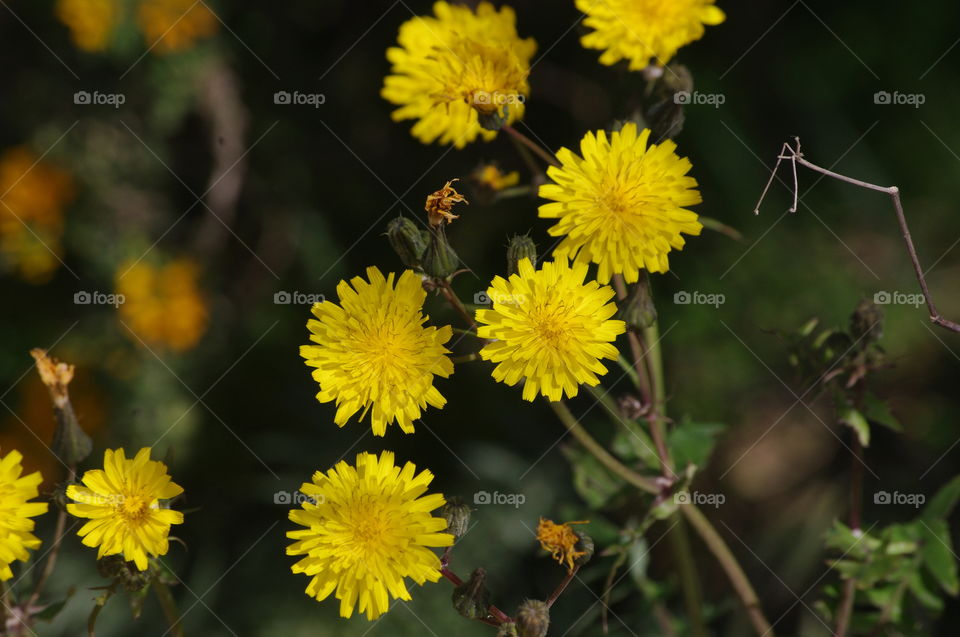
[0,449,49,580]
[66,448,184,571]
[476,258,626,401]
[536,517,589,573]
[286,451,454,620]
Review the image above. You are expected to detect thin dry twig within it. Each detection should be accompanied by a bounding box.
[756,138,960,333]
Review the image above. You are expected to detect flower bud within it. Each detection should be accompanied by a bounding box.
[478,104,510,132]
[506,235,537,277]
[619,271,657,329]
[497,623,519,637]
[516,599,550,637]
[440,497,471,539]
[849,299,884,346]
[96,555,149,592]
[573,531,595,568]
[452,568,490,620]
[422,229,461,279]
[386,217,429,269]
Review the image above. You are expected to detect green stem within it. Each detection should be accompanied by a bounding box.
[668,518,707,637]
[451,353,481,364]
[154,580,185,637]
[641,321,674,475]
[680,504,774,637]
[547,400,658,494]
[502,125,560,168]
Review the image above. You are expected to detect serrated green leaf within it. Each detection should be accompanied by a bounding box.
[919,520,959,596]
[668,420,726,471]
[863,393,902,432]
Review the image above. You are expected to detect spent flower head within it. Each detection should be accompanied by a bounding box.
[536,517,589,573]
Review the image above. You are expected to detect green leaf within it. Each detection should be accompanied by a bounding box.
[863,392,902,432]
[919,520,959,596]
[611,426,660,470]
[908,570,944,611]
[839,407,870,447]
[922,474,960,520]
[33,597,70,622]
[668,419,726,471]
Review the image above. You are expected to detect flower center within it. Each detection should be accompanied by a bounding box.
[531,303,574,348]
[118,493,150,522]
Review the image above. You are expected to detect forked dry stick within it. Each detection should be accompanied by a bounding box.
[755,138,960,334]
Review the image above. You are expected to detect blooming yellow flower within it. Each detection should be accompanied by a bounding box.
[577,0,725,69]
[301,267,453,436]
[0,448,49,580]
[381,1,537,148]
[286,451,454,620]
[55,0,120,52]
[536,517,588,573]
[0,147,74,283]
[137,0,218,54]
[474,164,520,192]
[538,123,702,282]
[475,258,625,401]
[115,258,209,352]
[66,448,184,571]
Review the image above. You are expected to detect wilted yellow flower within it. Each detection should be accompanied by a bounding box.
[425,179,468,226]
[286,451,454,620]
[382,1,537,148]
[0,147,74,283]
[116,258,209,352]
[137,0,218,54]
[55,0,120,52]
[0,448,49,580]
[300,267,453,436]
[577,0,725,69]
[476,258,625,401]
[538,123,702,282]
[474,164,520,192]
[536,517,588,573]
[66,448,183,571]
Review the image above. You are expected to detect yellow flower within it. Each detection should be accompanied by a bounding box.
[474,164,520,192]
[0,448,49,580]
[381,1,537,148]
[300,267,453,436]
[538,123,702,282]
[55,0,120,52]
[536,517,588,573]
[475,258,625,401]
[0,147,74,283]
[115,258,209,352]
[66,448,183,571]
[286,451,454,620]
[577,0,725,69]
[137,0,218,54]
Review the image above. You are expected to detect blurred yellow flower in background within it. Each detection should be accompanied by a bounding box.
[286,451,454,620]
[0,448,49,580]
[55,0,120,52]
[300,267,453,436]
[475,258,625,401]
[382,1,537,148]
[538,123,702,282]
[474,164,520,192]
[67,447,183,571]
[0,147,74,283]
[137,0,218,54]
[577,0,725,69]
[116,258,209,352]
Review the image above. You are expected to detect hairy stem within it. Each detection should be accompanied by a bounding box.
[502,125,560,168]
[154,579,185,637]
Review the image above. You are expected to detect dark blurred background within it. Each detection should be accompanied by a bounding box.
[2,0,959,634]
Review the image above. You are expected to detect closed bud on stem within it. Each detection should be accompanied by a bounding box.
[440,497,471,539]
[620,271,657,329]
[506,235,537,277]
[452,568,491,620]
[497,622,519,637]
[516,599,550,637]
[96,555,150,592]
[850,298,884,347]
[573,531,595,568]
[478,105,510,132]
[423,227,461,279]
[386,216,429,269]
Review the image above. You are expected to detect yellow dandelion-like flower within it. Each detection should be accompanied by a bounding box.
[137,0,218,55]
[381,1,537,148]
[55,0,120,52]
[474,164,520,192]
[538,123,702,282]
[577,0,725,69]
[66,448,184,571]
[0,448,49,580]
[115,258,209,352]
[536,517,588,573]
[300,267,453,436]
[475,258,626,401]
[286,451,454,620]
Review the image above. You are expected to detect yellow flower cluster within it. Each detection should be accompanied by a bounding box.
[115,258,209,352]
[0,147,74,283]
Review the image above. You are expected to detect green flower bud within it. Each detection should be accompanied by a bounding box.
[573,531,595,568]
[478,104,510,132]
[423,228,460,279]
[440,497,471,539]
[619,271,657,329]
[386,217,429,269]
[96,555,149,592]
[516,599,550,637]
[497,622,519,637]
[506,235,537,277]
[452,568,490,620]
